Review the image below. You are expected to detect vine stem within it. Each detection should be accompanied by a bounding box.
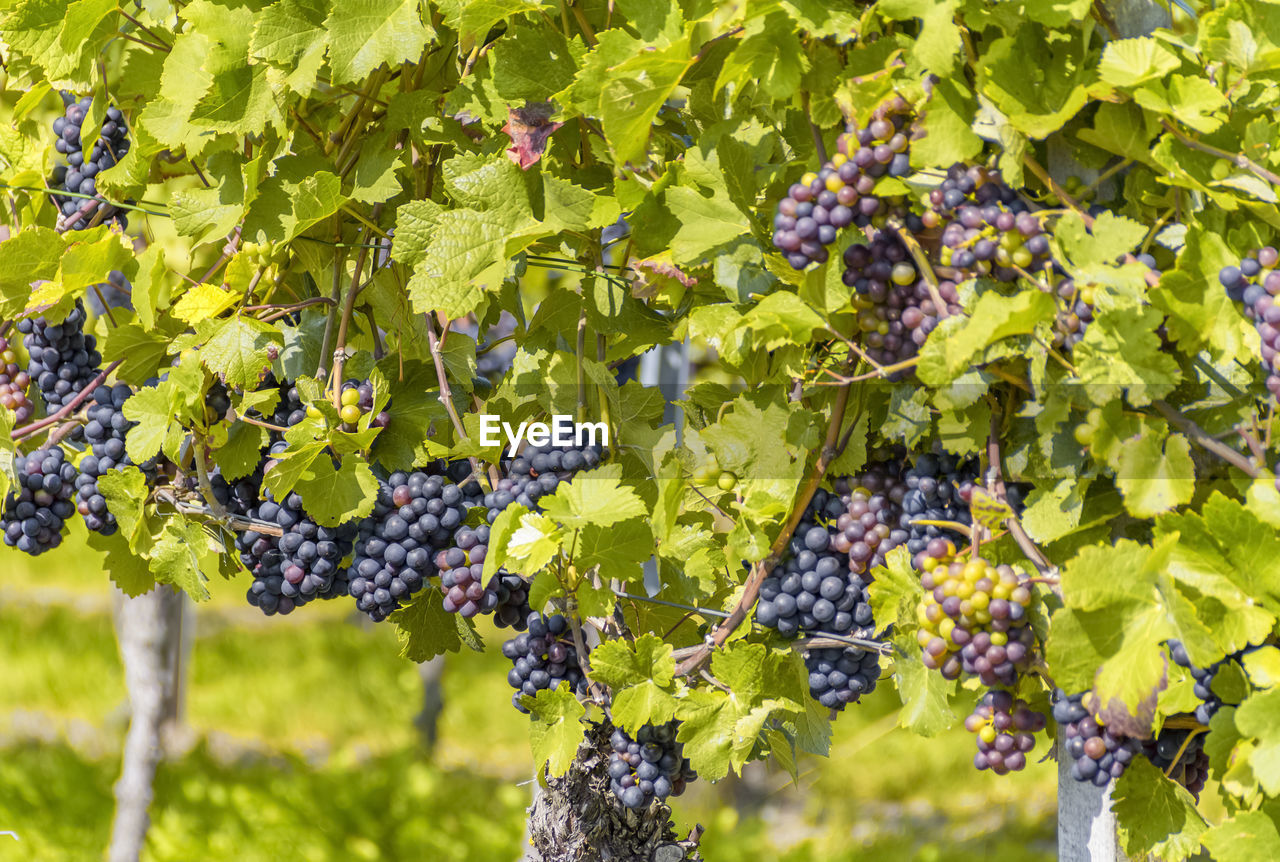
[674,377,854,677]
[12,360,122,440]
[331,204,383,392]
[670,633,890,662]
[985,406,1058,581]
[1161,119,1280,188]
[1153,400,1262,479]
[153,490,284,537]
[801,92,828,163]
[425,316,486,484]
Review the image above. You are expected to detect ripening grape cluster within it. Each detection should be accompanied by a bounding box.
[901,452,979,560]
[0,447,78,555]
[841,233,962,369]
[0,335,33,423]
[50,96,130,231]
[771,98,914,270]
[831,463,909,576]
[1054,691,1141,787]
[606,722,696,810]
[502,612,589,712]
[915,552,1035,686]
[338,378,389,429]
[965,690,1046,774]
[930,166,1050,282]
[18,301,102,413]
[1219,248,1280,490]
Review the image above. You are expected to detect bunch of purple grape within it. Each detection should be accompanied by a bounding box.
[50,95,130,231]
[771,98,914,270]
[930,165,1050,282]
[606,721,696,810]
[841,232,962,369]
[0,446,78,555]
[965,690,1045,774]
[74,383,136,535]
[502,612,589,712]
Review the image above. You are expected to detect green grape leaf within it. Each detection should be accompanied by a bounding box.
[1115,432,1196,518]
[291,456,379,527]
[524,686,586,778]
[1113,758,1209,862]
[1201,810,1280,862]
[197,316,284,390]
[393,587,463,662]
[540,464,647,529]
[1098,36,1182,88]
[324,0,433,85]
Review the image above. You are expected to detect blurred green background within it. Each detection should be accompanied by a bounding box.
[0,522,1056,861]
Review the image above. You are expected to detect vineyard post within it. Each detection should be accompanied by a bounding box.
[1051,5,1167,858]
[108,585,185,862]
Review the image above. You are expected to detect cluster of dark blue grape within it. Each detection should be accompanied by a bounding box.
[805,645,881,711]
[1,447,78,555]
[436,524,533,628]
[1169,639,1265,727]
[1053,690,1141,787]
[754,486,884,710]
[930,165,1050,282]
[501,612,588,712]
[238,486,357,616]
[50,96,130,230]
[842,233,962,369]
[1142,729,1209,798]
[1219,247,1280,490]
[18,301,102,412]
[755,488,874,637]
[74,383,136,535]
[606,722,696,810]
[0,335,33,423]
[901,451,979,561]
[482,443,606,523]
[771,99,914,270]
[965,690,1045,774]
[830,463,909,580]
[348,470,480,621]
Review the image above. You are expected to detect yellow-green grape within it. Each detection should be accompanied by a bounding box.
[340,404,362,425]
[716,471,738,491]
[915,550,1036,686]
[1073,423,1094,446]
[306,404,323,420]
[691,454,719,486]
[340,388,361,408]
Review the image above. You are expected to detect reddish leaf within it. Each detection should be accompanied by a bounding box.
[503,102,563,170]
